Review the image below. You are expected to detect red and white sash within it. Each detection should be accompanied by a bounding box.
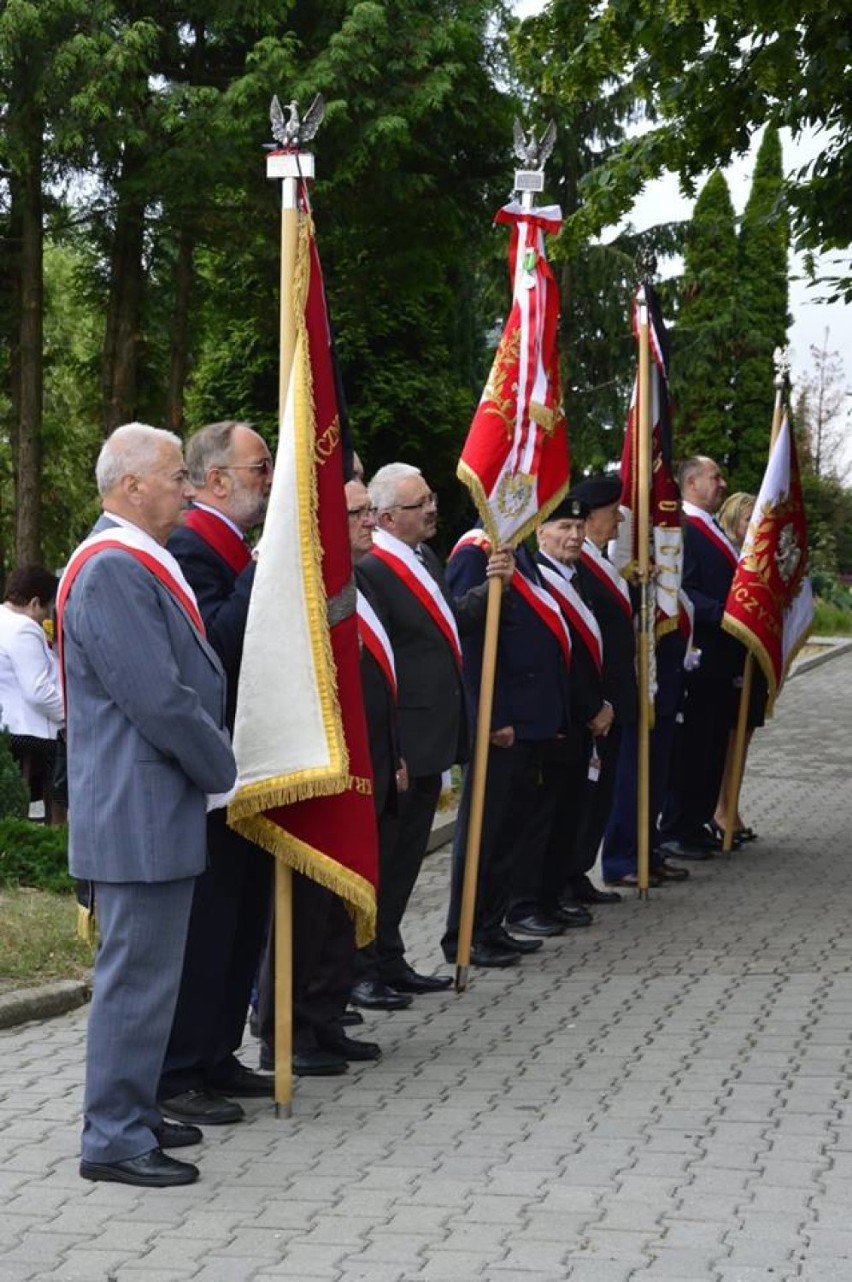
[682,501,739,570]
[56,525,207,704]
[580,539,633,621]
[369,529,462,667]
[356,589,397,700]
[183,505,252,574]
[538,556,603,674]
[58,527,205,637]
[511,568,572,668]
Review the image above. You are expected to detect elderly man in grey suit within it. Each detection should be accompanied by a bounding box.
[59,423,237,1188]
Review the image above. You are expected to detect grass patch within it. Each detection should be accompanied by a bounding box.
[0,888,92,994]
[813,600,852,636]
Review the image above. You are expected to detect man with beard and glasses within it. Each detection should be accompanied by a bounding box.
[158,420,276,1124]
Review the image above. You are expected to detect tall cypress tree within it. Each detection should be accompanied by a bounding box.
[731,126,789,490]
[671,170,737,466]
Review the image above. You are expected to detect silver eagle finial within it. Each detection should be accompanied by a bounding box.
[270,93,326,150]
[512,118,557,170]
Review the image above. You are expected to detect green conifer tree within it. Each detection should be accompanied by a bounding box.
[671,170,737,466]
[731,127,790,490]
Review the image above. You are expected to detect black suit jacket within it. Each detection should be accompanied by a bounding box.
[356,542,488,777]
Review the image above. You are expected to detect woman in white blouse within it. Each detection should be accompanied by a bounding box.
[0,565,64,822]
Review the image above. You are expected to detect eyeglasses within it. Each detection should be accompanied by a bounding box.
[347,504,377,519]
[221,460,273,476]
[391,492,438,512]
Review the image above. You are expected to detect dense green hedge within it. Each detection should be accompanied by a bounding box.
[0,819,72,894]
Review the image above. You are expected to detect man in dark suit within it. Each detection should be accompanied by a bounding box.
[569,476,638,895]
[442,531,571,965]
[61,423,237,1187]
[354,463,513,1002]
[348,478,412,1012]
[660,456,741,858]
[158,420,275,1119]
[533,495,618,915]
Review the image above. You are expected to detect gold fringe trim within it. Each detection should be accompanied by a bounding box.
[456,460,570,550]
[226,214,377,942]
[227,766,349,823]
[76,904,97,947]
[230,811,377,947]
[289,213,349,784]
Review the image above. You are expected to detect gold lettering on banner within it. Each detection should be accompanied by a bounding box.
[348,775,373,796]
[733,584,781,637]
[316,416,340,463]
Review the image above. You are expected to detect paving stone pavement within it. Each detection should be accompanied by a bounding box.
[1,653,850,1282]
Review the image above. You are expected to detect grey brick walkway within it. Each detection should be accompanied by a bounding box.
[1,653,850,1282]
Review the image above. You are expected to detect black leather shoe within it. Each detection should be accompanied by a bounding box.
[604,871,664,888]
[506,912,566,937]
[318,1034,381,1062]
[551,903,593,927]
[386,965,453,994]
[293,1049,349,1076]
[207,1065,273,1097]
[494,926,543,955]
[350,980,413,1011]
[160,1089,244,1126]
[470,940,521,967]
[80,1148,198,1187]
[657,838,714,862]
[571,876,622,905]
[655,859,690,881]
[341,1009,364,1027]
[154,1120,202,1149]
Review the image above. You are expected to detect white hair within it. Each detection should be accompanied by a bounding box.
[96,423,183,497]
[368,462,423,513]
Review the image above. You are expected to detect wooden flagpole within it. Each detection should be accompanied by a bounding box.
[265,103,320,1114]
[634,281,653,896]
[455,575,504,990]
[722,349,788,856]
[455,143,552,990]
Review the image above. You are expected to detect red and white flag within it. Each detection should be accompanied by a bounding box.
[610,282,682,637]
[722,414,814,714]
[228,195,378,945]
[457,200,569,545]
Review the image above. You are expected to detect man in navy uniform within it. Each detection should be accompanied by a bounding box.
[659,456,740,859]
[533,495,619,916]
[441,529,571,965]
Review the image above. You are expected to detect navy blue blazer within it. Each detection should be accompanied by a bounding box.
[167,518,256,730]
[445,542,570,742]
[535,550,605,730]
[681,520,741,681]
[574,555,638,726]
